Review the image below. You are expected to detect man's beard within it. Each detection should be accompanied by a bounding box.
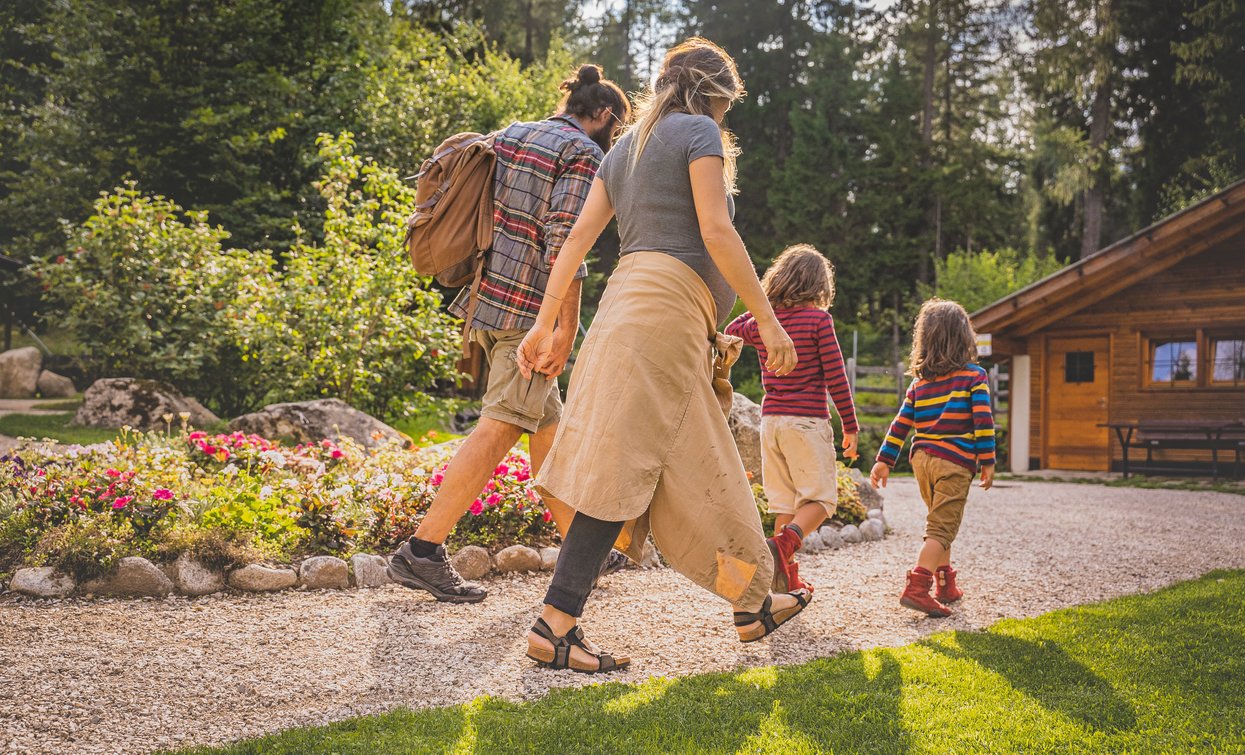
[589,124,617,153]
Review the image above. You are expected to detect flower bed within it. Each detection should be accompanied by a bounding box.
[0,429,557,582]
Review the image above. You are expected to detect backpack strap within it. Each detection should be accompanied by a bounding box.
[459,250,486,357]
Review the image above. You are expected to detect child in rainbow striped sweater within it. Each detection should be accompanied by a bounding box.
[870,298,995,617]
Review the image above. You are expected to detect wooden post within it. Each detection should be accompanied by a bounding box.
[896,361,905,407]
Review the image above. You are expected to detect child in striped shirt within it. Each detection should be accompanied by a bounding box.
[726,244,858,594]
[870,298,995,617]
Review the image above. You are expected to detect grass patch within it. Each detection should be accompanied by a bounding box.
[184,570,1245,754]
[1003,473,1245,496]
[0,412,120,445]
[30,396,84,411]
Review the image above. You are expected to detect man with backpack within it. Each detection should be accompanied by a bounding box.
[389,64,630,603]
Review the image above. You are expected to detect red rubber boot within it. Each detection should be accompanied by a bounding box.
[935,566,963,603]
[767,525,803,592]
[900,567,952,617]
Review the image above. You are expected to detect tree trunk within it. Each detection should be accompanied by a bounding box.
[919,0,939,283]
[524,0,534,65]
[622,0,634,84]
[1081,0,1115,259]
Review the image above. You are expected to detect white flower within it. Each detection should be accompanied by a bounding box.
[221,463,239,477]
[259,486,274,499]
[260,450,287,468]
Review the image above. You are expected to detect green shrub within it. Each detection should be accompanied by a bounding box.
[30,513,134,581]
[34,186,269,415]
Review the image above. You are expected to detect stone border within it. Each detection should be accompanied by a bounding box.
[6,500,888,600]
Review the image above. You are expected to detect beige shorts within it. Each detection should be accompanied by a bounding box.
[475,329,562,433]
[760,414,838,517]
[911,450,974,550]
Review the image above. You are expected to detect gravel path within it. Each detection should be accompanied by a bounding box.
[2,478,1243,754]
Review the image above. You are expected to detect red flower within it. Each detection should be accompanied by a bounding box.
[542,509,553,523]
[112,495,133,510]
[105,468,121,478]
[152,489,174,501]
[469,499,484,516]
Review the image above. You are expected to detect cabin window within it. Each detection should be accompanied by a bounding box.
[1064,351,1095,383]
[1149,338,1198,384]
[1210,337,1245,385]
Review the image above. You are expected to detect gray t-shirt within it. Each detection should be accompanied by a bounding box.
[598,112,737,324]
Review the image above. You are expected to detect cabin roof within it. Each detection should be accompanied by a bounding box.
[971,179,1245,344]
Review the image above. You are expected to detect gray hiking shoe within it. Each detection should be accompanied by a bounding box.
[388,541,487,603]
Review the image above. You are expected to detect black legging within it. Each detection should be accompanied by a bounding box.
[543,511,625,617]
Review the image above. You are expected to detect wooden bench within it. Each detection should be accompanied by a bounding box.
[1101,420,1245,480]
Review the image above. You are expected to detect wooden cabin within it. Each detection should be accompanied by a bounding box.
[972,180,1245,474]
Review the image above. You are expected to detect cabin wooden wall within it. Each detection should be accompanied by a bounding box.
[1026,238,1245,470]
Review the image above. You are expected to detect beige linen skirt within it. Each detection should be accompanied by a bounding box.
[535,251,772,611]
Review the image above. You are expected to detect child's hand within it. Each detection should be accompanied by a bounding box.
[979,465,994,490]
[869,461,890,489]
[841,433,859,460]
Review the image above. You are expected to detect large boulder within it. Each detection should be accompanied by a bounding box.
[229,398,404,449]
[727,393,763,480]
[81,557,173,597]
[73,378,219,431]
[36,370,76,398]
[848,467,884,510]
[0,347,43,399]
[10,566,75,598]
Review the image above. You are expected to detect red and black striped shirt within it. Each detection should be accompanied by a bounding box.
[726,308,859,431]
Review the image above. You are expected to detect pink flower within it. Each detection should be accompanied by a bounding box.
[112,495,133,510]
[469,499,484,516]
[494,463,509,476]
[105,468,121,478]
[429,472,445,486]
[188,431,207,441]
[486,493,502,507]
[515,469,531,482]
[331,450,344,459]
[152,489,174,501]
[484,480,497,493]
[542,509,553,523]
[527,489,539,503]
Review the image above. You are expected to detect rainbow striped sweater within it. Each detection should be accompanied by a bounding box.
[875,365,996,472]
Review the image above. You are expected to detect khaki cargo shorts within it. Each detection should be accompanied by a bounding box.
[475,329,562,433]
[760,414,839,517]
[911,449,974,550]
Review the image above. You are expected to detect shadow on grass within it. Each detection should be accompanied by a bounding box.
[926,632,1136,733]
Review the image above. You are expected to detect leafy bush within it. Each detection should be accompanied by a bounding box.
[33,186,268,415]
[233,133,463,418]
[924,247,1066,314]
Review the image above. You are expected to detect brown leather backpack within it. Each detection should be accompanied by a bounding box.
[404,132,497,292]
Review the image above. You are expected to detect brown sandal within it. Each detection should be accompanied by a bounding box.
[526,618,631,674]
[733,589,812,643]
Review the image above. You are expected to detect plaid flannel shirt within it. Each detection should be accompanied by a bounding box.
[450,116,599,331]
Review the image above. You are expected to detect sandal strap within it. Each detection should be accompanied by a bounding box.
[531,617,559,643]
[733,594,773,626]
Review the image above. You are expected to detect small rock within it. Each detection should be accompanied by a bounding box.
[36,369,76,398]
[82,557,173,597]
[867,508,884,520]
[819,526,844,550]
[802,531,825,553]
[450,545,492,580]
[640,539,662,569]
[228,564,298,592]
[840,524,863,544]
[10,566,75,598]
[859,518,885,541]
[538,547,560,571]
[299,556,349,589]
[170,556,224,597]
[350,554,391,587]
[493,545,542,574]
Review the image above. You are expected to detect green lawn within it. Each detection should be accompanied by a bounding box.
[0,412,120,445]
[184,570,1245,754]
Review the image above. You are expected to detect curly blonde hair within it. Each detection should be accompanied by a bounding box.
[760,244,836,310]
[908,298,978,381]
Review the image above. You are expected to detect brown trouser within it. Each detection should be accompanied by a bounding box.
[912,450,974,550]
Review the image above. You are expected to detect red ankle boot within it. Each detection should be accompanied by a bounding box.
[767,526,803,592]
[900,568,952,617]
[787,560,814,594]
[935,566,963,603]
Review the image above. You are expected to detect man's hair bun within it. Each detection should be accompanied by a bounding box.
[561,64,603,92]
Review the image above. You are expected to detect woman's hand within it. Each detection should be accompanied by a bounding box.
[757,318,798,376]
[516,324,557,381]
